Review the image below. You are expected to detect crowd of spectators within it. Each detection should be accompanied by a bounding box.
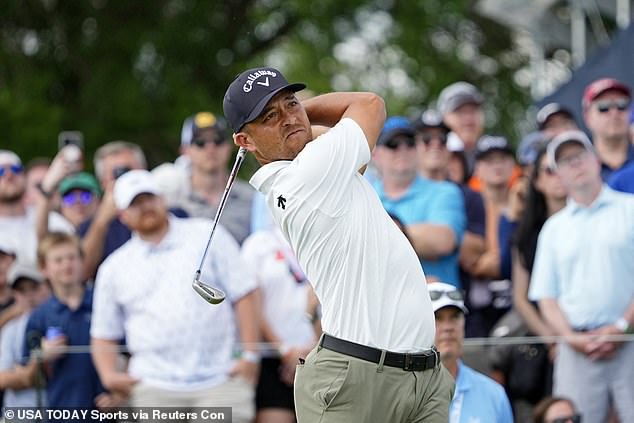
[0,76,632,423]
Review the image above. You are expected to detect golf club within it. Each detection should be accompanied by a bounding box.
[192,146,248,304]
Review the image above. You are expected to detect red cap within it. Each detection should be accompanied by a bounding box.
[583,78,631,108]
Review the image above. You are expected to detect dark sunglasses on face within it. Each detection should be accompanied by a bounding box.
[429,289,465,302]
[548,414,581,423]
[420,133,448,146]
[62,191,94,206]
[595,98,630,113]
[384,137,416,150]
[0,164,24,177]
[191,137,226,148]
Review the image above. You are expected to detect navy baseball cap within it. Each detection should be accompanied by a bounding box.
[223,67,306,132]
[377,116,415,145]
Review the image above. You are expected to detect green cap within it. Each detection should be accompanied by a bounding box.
[59,172,102,197]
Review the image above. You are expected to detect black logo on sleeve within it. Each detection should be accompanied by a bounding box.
[277,195,286,210]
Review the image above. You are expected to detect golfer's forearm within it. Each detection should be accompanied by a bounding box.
[407,224,457,259]
[303,92,385,128]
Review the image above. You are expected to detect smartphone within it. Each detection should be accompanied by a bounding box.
[58,131,84,151]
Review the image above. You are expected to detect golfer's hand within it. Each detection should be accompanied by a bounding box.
[102,372,139,398]
[230,359,259,385]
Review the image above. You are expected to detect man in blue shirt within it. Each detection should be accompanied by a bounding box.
[372,117,466,286]
[428,281,513,422]
[529,130,634,423]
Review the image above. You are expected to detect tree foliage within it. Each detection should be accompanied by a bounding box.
[0,0,531,176]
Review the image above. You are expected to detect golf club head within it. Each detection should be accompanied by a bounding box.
[192,277,226,305]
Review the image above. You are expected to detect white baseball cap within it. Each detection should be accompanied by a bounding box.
[0,150,21,166]
[0,236,17,257]
[113,169,161,210]
[547,129,595,169]
[8,261,44,288]
[427,282,468,314]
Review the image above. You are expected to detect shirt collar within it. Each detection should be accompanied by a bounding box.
[566,184,616,214]
[374,174,427,202]
[455,360,472,392]
[51,286,93,312]
[250,161,291,192]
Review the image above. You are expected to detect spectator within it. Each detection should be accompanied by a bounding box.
[0,150,73,263]
[414,109,487,300]
[536,103,577,140]
[153,112,254,244]
[582,78,633,180]
[437,82,485,173]
[516,132,547,176]
[529,130,634,423]
[0,261,49,407]
[21,232,115,410]
[35,155,102,244]
[608,160,634,194]
[428,281,513,422]
[23,158,50,208]
[467,135,516,336]
[0,237,17,325]
[241,227,320,423]
[490,146,567,422]
[91,170,258,422]
[372,116,466,286]
[533,396,581,423]
[77,141,148,279]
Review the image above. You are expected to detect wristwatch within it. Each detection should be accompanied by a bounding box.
[614,317,633,334]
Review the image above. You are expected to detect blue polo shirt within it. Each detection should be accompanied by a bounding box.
[600,143,634,181]
[450,360,514,423]
[372,175,466,287]
[608,161,634,194]
[22,287,104,408]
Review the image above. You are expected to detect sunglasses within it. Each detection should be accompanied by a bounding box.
[548,414,581,423]
[62,191,95,206]
[420,133,448,146]
[595,98,630,113]
[429,289,465,302]
[192,137,226,148]
[0,164,24,177]
[384,137,416,150]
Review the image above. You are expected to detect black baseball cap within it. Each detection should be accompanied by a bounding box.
[475,135,513,160]
[223,67,306,132]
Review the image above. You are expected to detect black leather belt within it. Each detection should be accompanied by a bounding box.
[320,334,438,372]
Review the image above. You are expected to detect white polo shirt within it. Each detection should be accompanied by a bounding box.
[250,118,435,352]
[91,216,256,391]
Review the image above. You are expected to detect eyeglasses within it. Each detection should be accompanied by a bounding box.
[0,164,24,177]
[429,289,465,302]
[556,150,590,168]
[191,137,226,148]
[384,137,416,150]
[62,191,95,206]
[420,133,448,146]
[595,98,630,113]
[548,414,582,423]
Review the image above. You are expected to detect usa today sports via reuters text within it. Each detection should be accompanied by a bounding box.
[4,407,231,422]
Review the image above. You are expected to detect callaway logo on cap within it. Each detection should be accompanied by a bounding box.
[223,67,306,132]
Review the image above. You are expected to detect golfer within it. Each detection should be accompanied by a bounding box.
[224,67,454,422]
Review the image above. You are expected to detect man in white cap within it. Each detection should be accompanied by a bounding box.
[529,129,634,422]
[91,170,259,422]
[428,281,513,423]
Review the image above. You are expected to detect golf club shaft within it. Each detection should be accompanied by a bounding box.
[195,147,247,274]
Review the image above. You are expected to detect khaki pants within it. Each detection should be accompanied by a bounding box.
[295,345,454,423]
[130,377,255,423]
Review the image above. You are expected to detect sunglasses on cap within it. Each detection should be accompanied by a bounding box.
[595,98,630,113]
[384,137,416,150]
[420,133,448,146]
[0,164,24,177]
[428,289,465,302]
[62,191,95,206]
[548,414,581,423]
[191,137,226,148]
